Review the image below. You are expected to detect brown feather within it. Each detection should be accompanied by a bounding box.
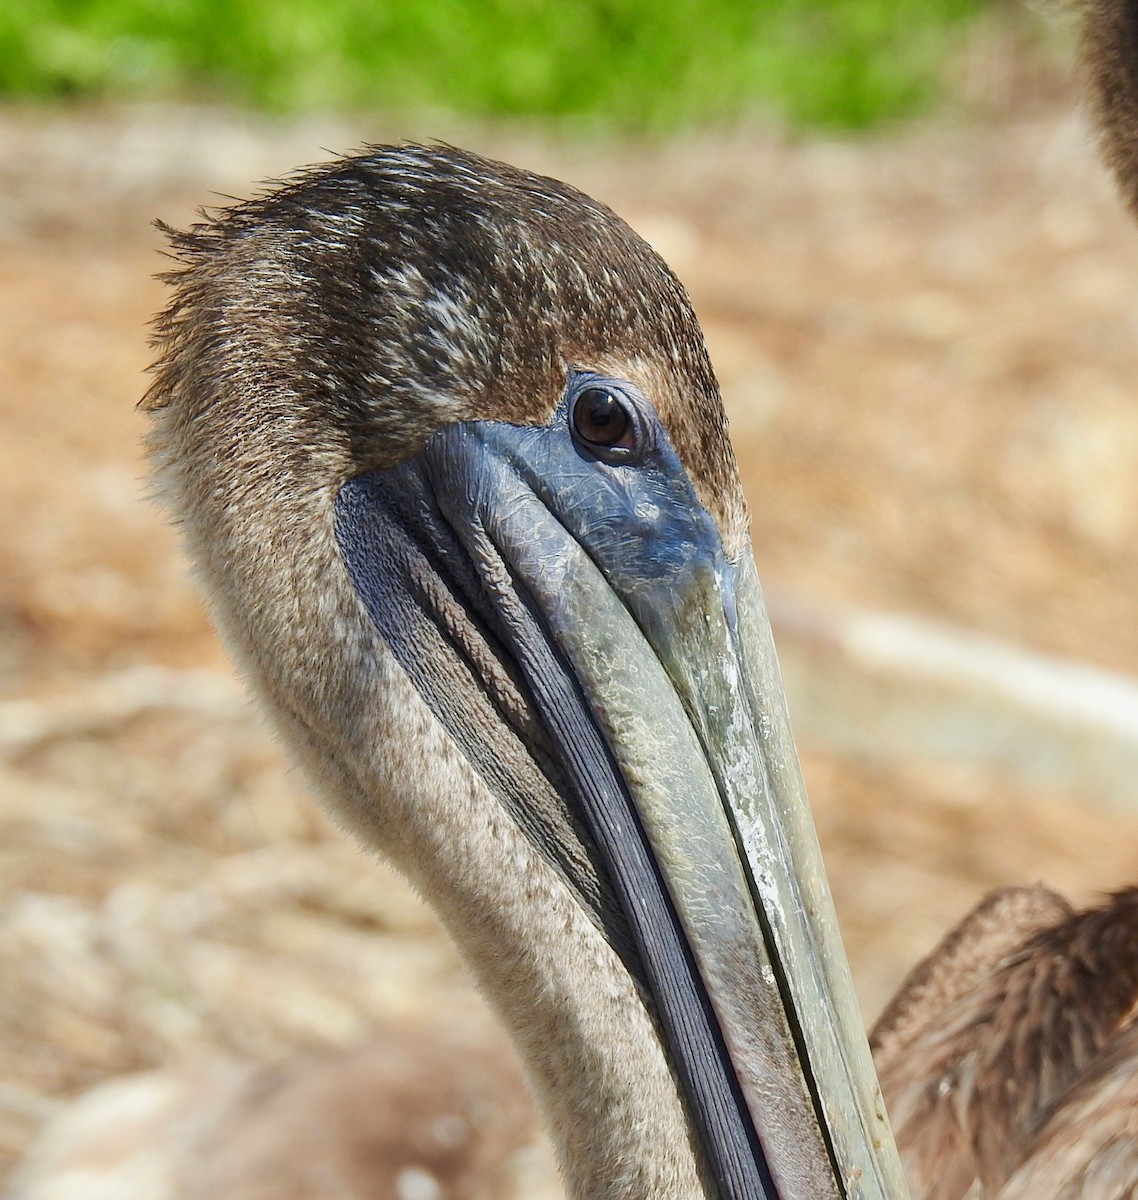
[998,1020,1138,1200]
[1083,0,1138,220]
[876,889,1138,1199]
[872,885,1072,1200]
[872,885,1073,1075]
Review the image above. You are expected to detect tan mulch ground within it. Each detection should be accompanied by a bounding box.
[5,85,1138,1183]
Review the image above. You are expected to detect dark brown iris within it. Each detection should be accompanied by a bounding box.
[572,387,634,449]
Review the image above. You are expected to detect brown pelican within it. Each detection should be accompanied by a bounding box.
[862,5,1138,1197]
[140,145,907,1199]
[870,883,1138,1200]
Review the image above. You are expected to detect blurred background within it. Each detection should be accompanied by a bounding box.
[6,0,1138,1194]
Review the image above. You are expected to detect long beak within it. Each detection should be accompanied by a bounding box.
[335,402,909,1200]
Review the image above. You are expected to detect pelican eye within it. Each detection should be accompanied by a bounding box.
[571,387,634,451]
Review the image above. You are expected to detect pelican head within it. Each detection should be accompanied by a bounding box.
[144,145,905,1200]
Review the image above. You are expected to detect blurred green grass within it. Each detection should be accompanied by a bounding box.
[0,0,994,130]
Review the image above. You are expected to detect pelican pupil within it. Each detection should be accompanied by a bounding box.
[573,388,631,448]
